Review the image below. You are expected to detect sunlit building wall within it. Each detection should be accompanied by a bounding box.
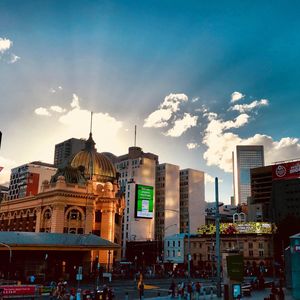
[116,146,158,258]
[180,169,205,234]
[155,163,180,241]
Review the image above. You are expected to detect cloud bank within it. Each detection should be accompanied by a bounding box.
[144,93,198,137]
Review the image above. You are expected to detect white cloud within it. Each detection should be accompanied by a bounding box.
[202,107,300,172]
[9,54,20,64]
[160,93,188,112]
[164,113,198,137]
[70,94,80,109]
[0,38,12,53]
[187,142,199,149]
[50,106,66,113]
[34,107,51,116]
[231,91,245,103]
[58,86,63,90]
[0,156,17,185]
[143,108,173,128]
[143,93,188,128]
[230,99,269,113]
[205,173,223,184]
[192,97,200,103]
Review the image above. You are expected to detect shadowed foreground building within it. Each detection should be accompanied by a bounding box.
[0,133,125,280]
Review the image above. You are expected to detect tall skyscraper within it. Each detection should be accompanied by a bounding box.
[115,146,158,258]
[54,138,86,168]
[8,161,57,200]
[180,169,205,234]
[233,145,264,205]
[155,163,180,241]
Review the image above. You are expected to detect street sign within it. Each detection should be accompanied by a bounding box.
[226,255,244,281]
[76,274,83,281]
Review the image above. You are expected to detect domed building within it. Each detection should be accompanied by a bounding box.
[0,133,125,280]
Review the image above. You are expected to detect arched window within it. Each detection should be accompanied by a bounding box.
[68,209,82,221]
[64,208,84,234]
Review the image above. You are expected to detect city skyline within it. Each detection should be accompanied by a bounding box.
[1,0,300,203]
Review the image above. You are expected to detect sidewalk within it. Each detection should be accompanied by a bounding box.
[142,287,295,299]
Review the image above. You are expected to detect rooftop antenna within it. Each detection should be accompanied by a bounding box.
[90,111,93,135]
[134,125,137,147]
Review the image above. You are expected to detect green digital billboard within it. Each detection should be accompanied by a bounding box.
[135,184,154,219]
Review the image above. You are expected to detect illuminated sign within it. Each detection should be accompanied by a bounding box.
[272,161,300,180]
[197,222,275,235]
[294,245,300,252]
[135,184,154,219]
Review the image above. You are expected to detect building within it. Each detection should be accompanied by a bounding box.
[205,203,240,225]
[0,185,8,203]
[115,146,158,258]
[155,163,180,241]
[248,159,300,262]
[7,161,57,200]
[180,169,205,234]
[165,222,274,275]
[54,138,86,168]
[233,145,264,205]
[287,233,300,299]
[248,165,273,222]
[0,133,125,277]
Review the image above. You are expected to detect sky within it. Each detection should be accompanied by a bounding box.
[1,0,300,203]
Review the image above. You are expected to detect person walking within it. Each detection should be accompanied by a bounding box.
[138,278,144,300]
[278,287,285,300]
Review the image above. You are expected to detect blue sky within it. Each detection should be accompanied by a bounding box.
[1,0,300,203]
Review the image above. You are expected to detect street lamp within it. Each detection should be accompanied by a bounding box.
[0,242,12,280]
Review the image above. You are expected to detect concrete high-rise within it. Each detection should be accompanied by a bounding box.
[54,138,86,168]
[8,161,57,200]
[115,146,158,258]
[180,169,205,234]
[233,145,264,205]
[155,163,180,241]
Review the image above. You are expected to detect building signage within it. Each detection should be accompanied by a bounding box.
[0,285,36,296]
[135,184,154,219]
[197,222,274,235]
[272,161,300,180]
[294,245,300,252]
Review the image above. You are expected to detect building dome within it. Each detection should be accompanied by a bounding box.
[70,133,116,183]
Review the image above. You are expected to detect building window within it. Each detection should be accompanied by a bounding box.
[259,242,264,249]
[177,250,181,257]
[259,250,264,257]
[173,250,175,257]
[173,241,175,247]
[95,210,101,223]
[178,241,181,247]
[249,250,253,257]
[248,242,253,249]
[168,241,170,247]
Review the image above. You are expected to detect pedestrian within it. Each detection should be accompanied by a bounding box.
[278,287,285,300]
[138,279,144,300]
[102,284,108,300]
[187,282,193,299]
[195,281,201,299]
[107,286,114,300]
[169,279,176,297]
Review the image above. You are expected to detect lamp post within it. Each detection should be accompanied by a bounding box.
[215,177,222,298]
[0,242,12,280]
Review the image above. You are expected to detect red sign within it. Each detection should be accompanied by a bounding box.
[272,161,300,180]
[0,285,36,296]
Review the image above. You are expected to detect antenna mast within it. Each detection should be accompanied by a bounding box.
[90,111,93,134]
[134,125,137,147]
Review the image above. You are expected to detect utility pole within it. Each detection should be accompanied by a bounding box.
[215,177,222,297]
[187,216,191,281]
